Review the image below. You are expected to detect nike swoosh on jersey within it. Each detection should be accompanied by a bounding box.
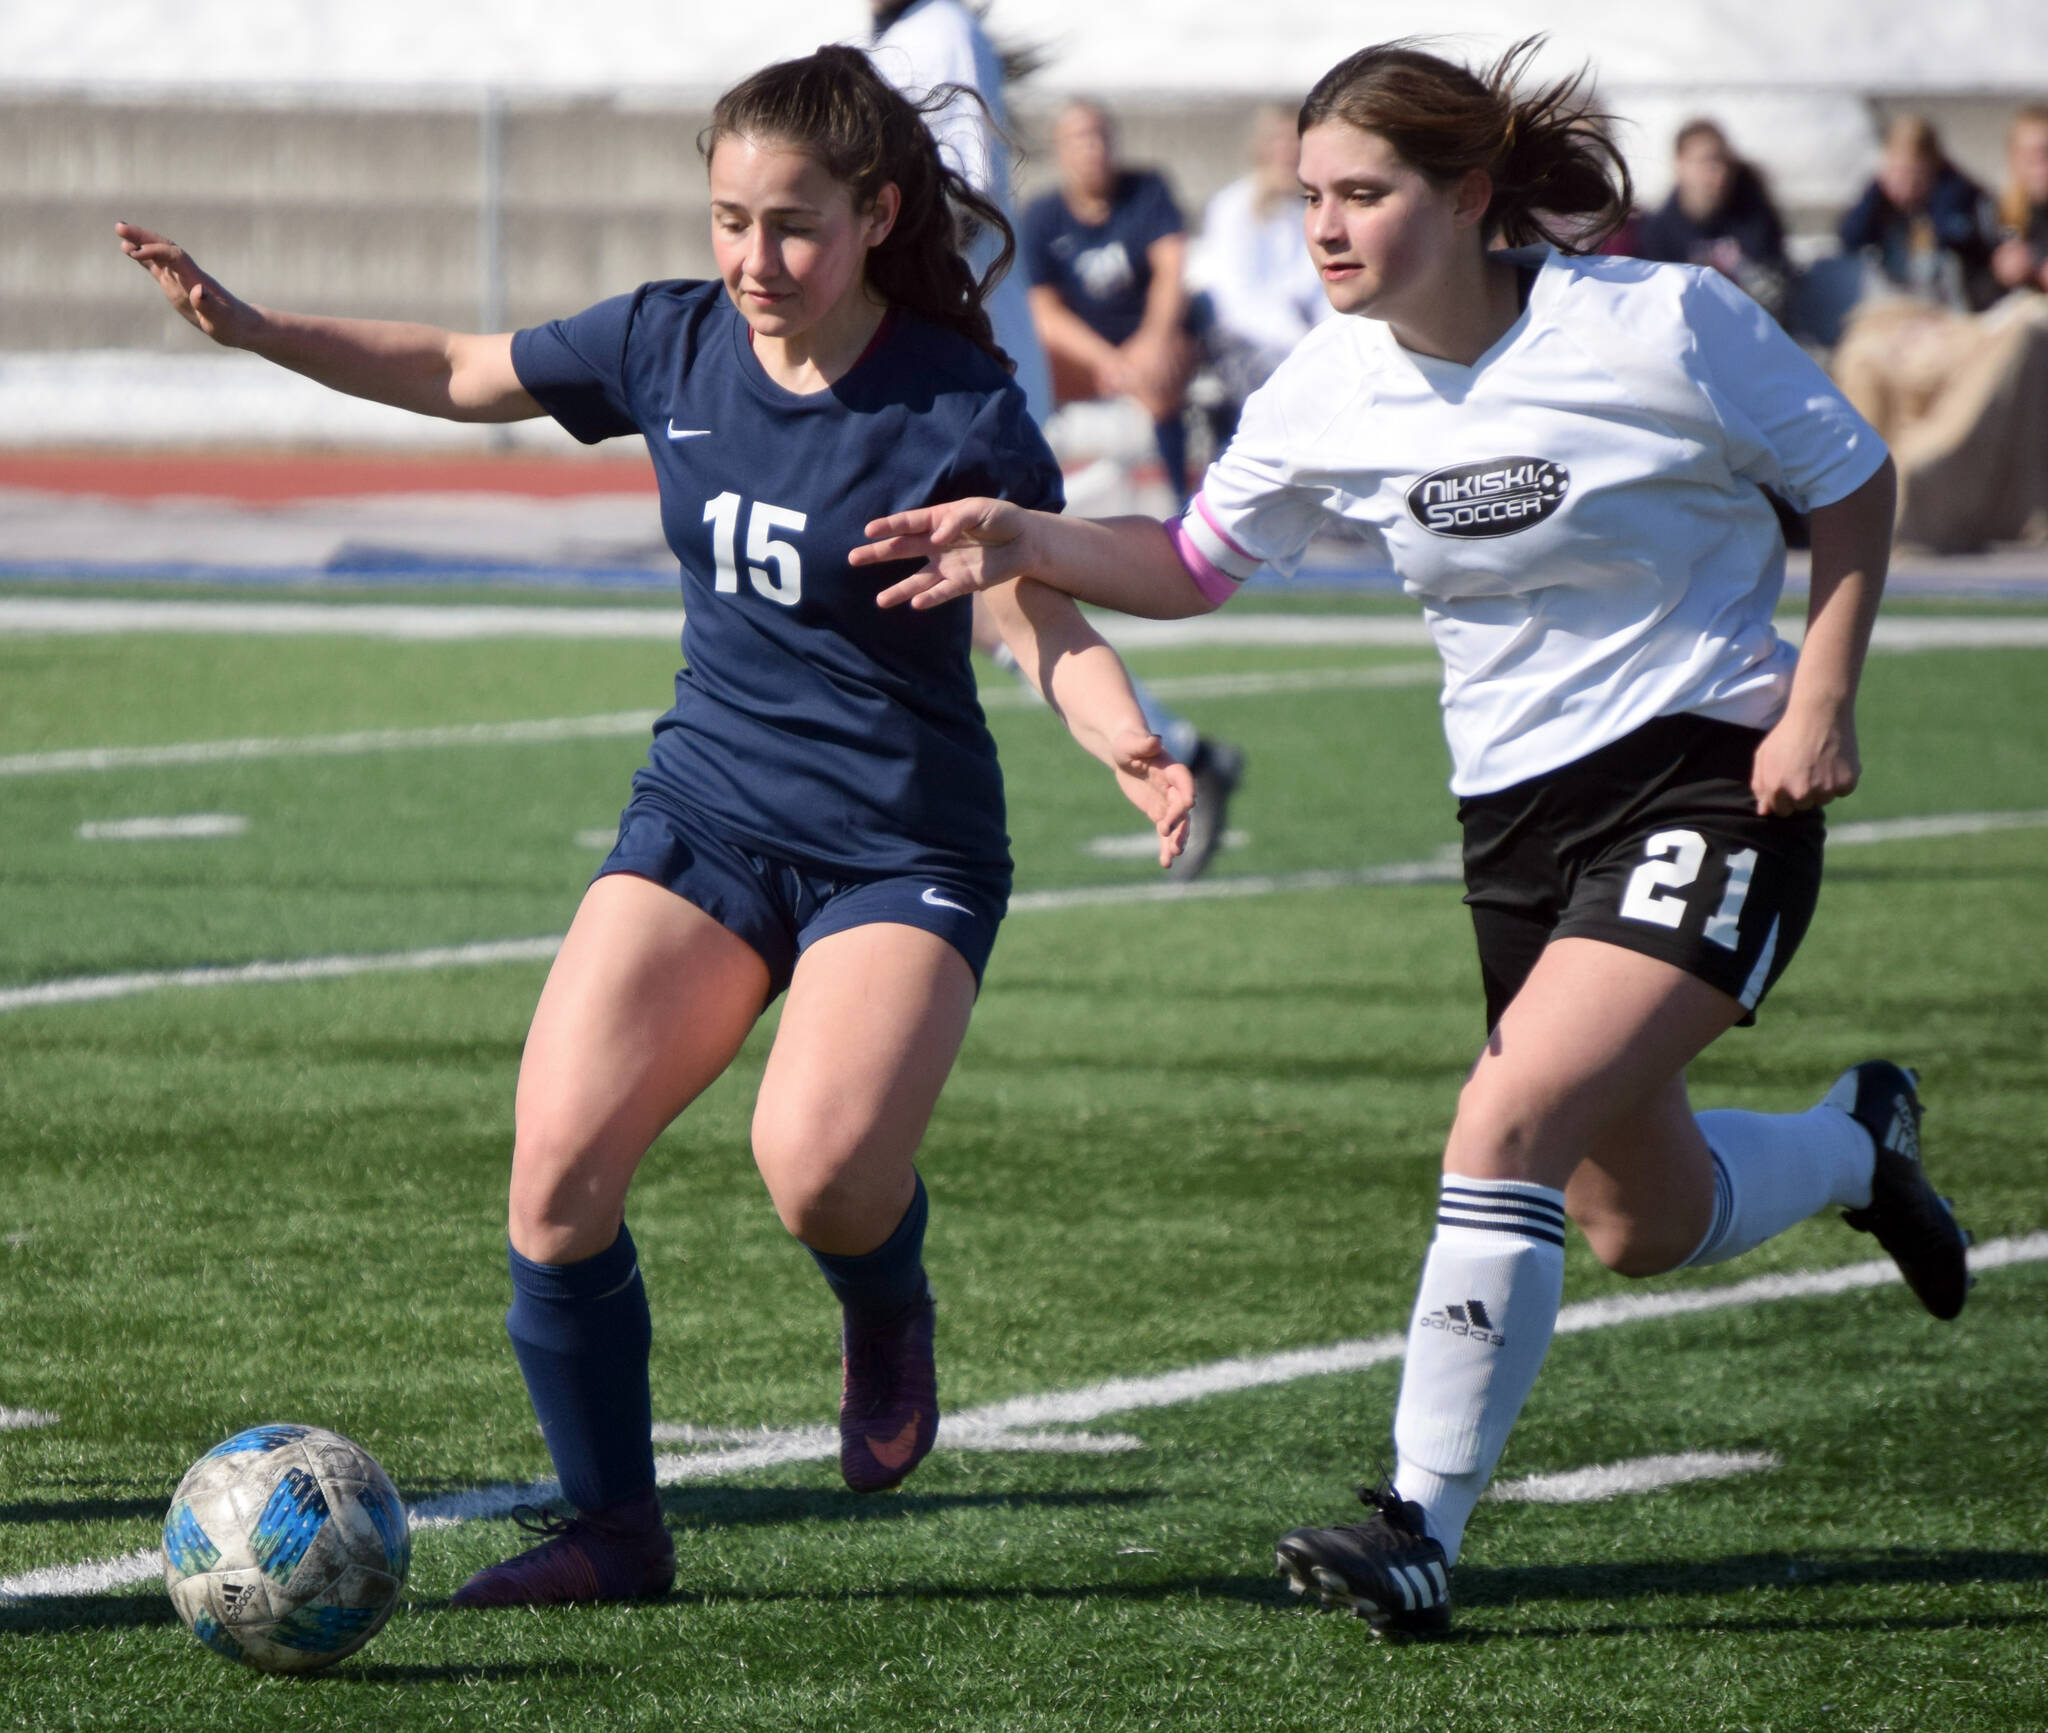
[666,422,711,439]
[920,887,973,914]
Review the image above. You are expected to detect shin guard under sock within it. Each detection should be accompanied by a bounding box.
[505,1222,656,1515]
[1391,1177,1567,1565]
[806,1173,930,1320]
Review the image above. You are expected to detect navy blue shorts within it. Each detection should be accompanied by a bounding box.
[594,793,1010,998]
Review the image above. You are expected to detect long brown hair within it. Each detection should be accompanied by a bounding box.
[1999,104,2048,231]
[700,45,1015,368]
[1300,37,1633,253]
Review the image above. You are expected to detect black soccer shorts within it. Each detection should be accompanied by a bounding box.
[1457,713,1826,1031]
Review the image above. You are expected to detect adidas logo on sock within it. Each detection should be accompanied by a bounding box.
[1420,1297,1505,1346]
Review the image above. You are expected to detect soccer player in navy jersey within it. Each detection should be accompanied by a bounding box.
[858,38,1970,1642]
[118,46,1192,1610]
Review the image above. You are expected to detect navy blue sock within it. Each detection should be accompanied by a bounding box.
[806,1174,929,1319]
[1153,414,1191,504]
[505,1223,656,1515]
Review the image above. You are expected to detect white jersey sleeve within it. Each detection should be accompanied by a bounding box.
[1177,348,1338,592]
[868,1,1004,199]
[1680,267,1888,512]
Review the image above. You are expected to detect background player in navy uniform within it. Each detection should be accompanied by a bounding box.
[857,38,1972,1641]
[117,46,1192,1610]
[1020,98,1197,503]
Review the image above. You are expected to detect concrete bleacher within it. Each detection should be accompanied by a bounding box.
[12,83,2035,356]
[0,90,1297,356]
[1,79,2039,454]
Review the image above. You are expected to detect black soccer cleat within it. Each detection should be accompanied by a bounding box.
[1831,1062,1971,1320]
[1169,737,1244,883]
[1275,1484,1451,1640]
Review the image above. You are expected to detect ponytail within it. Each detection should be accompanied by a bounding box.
[700,46,1015,368]
[1300,36,1633,253]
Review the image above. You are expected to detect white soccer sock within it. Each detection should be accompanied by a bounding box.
[1683,1105,1875,1268]
[1391,1177,1567,1566]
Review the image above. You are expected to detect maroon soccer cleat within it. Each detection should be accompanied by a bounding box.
[450,1489,674,1609]
[838,1288,939,1494]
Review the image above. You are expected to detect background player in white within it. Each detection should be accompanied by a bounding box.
[855,37,1971,1640]
[868,0,1246,879]
[119,46,1192,1610]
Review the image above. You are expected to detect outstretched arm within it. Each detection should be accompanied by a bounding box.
[1751,456,1895,816]
[856,498,1221,618]
[115,223,539,422]
[978,579,1195,867]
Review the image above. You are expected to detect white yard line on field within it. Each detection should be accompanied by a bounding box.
[0,939,563,1016]
[3,810,2045,1019]
[0,1406,59,1430]
[1828,809,2048,845]
[5,1233,2043,1603]
[0,712,661,780]
[0,1550,160,1599]
[1086,828,1248,861]
[76,814,247,841]
[1488,1450,1780,1504]
[0,665,1437,781]
[2,597,2047,651]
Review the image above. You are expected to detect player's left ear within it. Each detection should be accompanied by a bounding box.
[1450,167,1493,232]
[863,182,902,250]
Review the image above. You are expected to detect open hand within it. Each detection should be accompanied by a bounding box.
[114,223,260,347]
[1109,724,1195,869]
[856,497,1031,610]
[1751,704,1859,816]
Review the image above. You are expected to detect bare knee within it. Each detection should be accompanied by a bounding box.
[508,1110,630,1265]
[751,1102,911,1252]
[1571,1204,1695,1279]
[751,1103,859,1240]
[1445,1078,1574,1187]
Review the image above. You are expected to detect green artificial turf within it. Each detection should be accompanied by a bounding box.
[2,606,2045,1729]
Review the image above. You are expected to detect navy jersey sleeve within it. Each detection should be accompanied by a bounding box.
[950,384,1066,514]
[510,289,645,445]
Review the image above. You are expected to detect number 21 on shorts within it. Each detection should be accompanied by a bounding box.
[704,492,807,605]
[1618,829,1756,951]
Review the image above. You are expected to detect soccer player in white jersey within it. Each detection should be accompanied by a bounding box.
[855,38,1972,1640]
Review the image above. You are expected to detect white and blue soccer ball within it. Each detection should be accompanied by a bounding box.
[162,1423,410,1673]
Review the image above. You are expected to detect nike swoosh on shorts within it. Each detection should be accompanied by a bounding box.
[921,887,973,914]
[666,422,710,439]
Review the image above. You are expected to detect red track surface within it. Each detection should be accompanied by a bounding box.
[0,450,659,501]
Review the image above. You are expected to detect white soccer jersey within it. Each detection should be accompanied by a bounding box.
[1177,248,1888,796]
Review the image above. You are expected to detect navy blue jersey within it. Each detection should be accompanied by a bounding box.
[1021,171,1184,345]
[511,281,1063,877]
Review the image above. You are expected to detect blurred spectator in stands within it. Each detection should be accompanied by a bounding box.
[1828,111,2048,552]
[1633,120,1791,322]
[1021,100,1197,501]
[1189,103,1329,436]
[1837,114,1999,313]
[1991,105,2048,298]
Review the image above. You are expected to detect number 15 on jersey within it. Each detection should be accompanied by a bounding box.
[704,492,807,606]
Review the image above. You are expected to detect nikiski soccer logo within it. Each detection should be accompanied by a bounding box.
[1407,456,1569,538]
